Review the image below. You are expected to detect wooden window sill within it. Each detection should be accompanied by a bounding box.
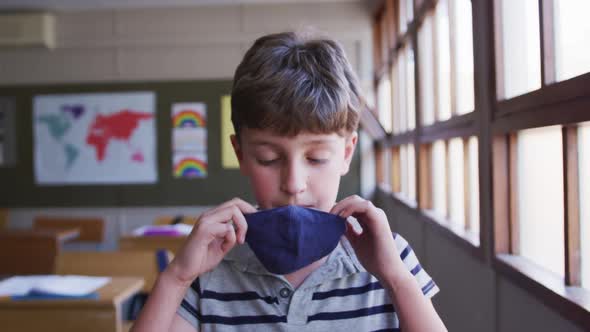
[494,254,590,329]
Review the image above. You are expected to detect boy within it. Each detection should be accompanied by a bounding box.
[132,31,447,332]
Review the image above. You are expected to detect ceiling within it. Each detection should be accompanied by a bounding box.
[0,0,362,11]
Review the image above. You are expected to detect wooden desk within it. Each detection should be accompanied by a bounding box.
[0,277,144,332]
[0,229,79,275]
[119,235,187,254]
[0,228,80,242]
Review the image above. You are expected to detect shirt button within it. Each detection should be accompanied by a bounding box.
[279,287,291,298]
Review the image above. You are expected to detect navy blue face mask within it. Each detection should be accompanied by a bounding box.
[244,205,346,275]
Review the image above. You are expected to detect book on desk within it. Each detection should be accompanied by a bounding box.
[0,275,110,300]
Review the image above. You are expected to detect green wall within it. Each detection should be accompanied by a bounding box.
[0,80,360,207]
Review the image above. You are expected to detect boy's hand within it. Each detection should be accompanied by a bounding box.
[331,195,405,284]
[166,198,256,287]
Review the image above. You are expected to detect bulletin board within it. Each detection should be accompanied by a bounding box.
[0,80,360,207]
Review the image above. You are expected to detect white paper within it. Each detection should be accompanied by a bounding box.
[131,224,193,236]
[0,275,111,297]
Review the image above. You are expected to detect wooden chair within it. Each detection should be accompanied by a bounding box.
[54,250,173,293]
[33,216,105,244]
[0,230,60,274]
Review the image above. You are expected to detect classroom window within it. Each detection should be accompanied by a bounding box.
[400,145,408,197]
[377,77,393,133]
[392,56,404,134]
[407,144,416,202]
[419,14,436,126]
[405,47,416,130]
[448,137,464,226]
[496,0,541,99]
[399,0,414,35]
[399,144,416,202]
[516,126,564,277]
[432,140,447,217]
[383,147,392,189]
[554,0,590,81]
[452,0,475,114]
[391,146,401,193]
[428,136,479,234]
[468,137,480,234]
[435,0,452,122]
[392,46,416,134]
[580,123,590,289]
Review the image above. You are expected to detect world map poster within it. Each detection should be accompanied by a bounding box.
[34,92,157,185]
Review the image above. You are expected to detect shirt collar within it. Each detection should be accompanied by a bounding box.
[223,236,366,279]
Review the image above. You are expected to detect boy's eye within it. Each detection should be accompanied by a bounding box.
[307,158,328,165]
[257,158,279,166]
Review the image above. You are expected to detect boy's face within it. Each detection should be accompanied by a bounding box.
[231,128,357,212]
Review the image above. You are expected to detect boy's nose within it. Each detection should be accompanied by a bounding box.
[280,161,307,195]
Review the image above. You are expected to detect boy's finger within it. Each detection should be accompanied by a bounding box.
[221,223,237,253]
[231,198,258,214]
[216,197,257,215]
[229,205,248,244]
[332,195,367,216]
[205,220,235,239]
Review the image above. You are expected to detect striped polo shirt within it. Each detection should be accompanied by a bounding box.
[177,233,439,331]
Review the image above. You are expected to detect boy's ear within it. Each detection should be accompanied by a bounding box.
[340,131,358,176]
[230,134,243,160]
[230,134,249,175]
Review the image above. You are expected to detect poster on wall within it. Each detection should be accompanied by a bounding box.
[220,95,239,169]
[172,102,207,178]
[173,151,208,178]
[34,91,157,185]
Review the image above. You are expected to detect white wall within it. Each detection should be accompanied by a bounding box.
[1,2,374,246]
[0,2,373,85]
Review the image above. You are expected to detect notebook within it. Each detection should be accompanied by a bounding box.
[0,275,110,300]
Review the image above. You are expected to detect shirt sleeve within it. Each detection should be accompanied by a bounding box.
[393,233,440,298]
[176,276,203,328]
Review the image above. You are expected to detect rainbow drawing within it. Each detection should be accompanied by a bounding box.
[173,109,206,128]
[174,157,207,178]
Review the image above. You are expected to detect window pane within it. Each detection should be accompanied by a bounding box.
[408,144,416,201]
[391,64,401,134]
[448,138,464,225]
[432,140,447,216]
[436,0,452,121]
[399,0,408,34]
[517,126,564,277]
[468,137,480,234]
[452,0,475,114]
[554,0,590,81]
[406,0,414,23]
[392,147,401,192]
[419,15,436,125]
[580,123,590,288]
[400,0,414,34]
[398,51,408,133]
[383,148,392,188]
[406,47,416,130]
[498,0,541,99]
[377,77,392,133]
[400,145,408,197]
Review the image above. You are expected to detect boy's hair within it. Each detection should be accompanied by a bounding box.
[231,31,363,138]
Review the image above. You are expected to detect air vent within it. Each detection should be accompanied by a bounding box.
[0,13,55,49]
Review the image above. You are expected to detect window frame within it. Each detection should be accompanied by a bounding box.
[367,0,590,328]
[372,0,482,257]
